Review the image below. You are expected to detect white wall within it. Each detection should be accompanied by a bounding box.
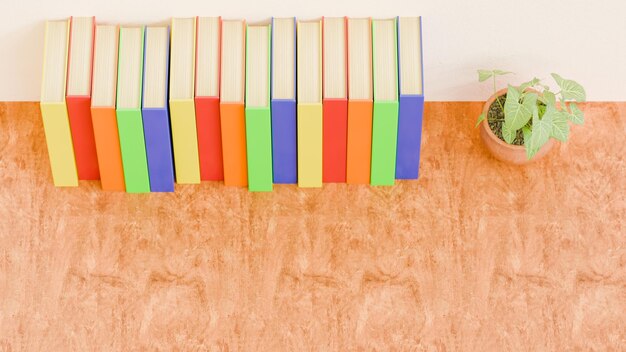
[2,0,625,101]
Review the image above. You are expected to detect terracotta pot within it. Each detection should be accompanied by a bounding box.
[479,88,555,165]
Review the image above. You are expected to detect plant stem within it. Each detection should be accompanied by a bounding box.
[494,74,504,111]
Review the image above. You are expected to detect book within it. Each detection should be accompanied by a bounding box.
[370,18,399,186]
[91,24,125,191]
[296,19,323,188]
[220,19,247,187]
[142,26,175,192]
[245,23,273,192]
[346,18,373,184]
[195,17,223,181]
[270,17,297,184]
[322,17,348,183]
[66,16,99,180]
[40,19,78,187]
[170,17,201,184]
[396,17,425,180]
[116,26,150,193]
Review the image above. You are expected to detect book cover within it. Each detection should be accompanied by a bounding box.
[195,17,223,181]
[142,26,175,192]
[66,16,99,180]
[245,24,273,191]
[116,26,150,193]
[346,18,373,185]
[396,17,425,180]
[270,17,297,184]
[40,19,78,187]
[170,17,201,184]
[370,18,399,186]
[91,24,125,191]
[296,20,323,188]
[322,17,348,183]
[220,20,247,187]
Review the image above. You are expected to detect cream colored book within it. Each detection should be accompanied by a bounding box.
[296,19,323,188]
[170,17,200,184]
[40,19,78,187]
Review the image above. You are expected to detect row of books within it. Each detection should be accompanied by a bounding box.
[40,16,424,192]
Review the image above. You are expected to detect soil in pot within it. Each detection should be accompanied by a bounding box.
[487,94,548,146]
[487,94,525,145]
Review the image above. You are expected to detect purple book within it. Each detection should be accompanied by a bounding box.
[396,17,425,180]
[270,17,297,184]
[141,26,175,192]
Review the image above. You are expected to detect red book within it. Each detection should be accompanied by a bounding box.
[195,17,224,181]
[66,16,99,180]
[322,17,348,183]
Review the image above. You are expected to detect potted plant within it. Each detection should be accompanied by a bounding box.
[476,70,586,164]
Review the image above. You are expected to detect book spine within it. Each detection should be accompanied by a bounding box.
[346,100,373,184]
[91,107,125,191]
[370,101,399,185]
[297,103,323,188]
[270,100,297,184]
[220,103,247,186]
[40,102,79,186]
[116,109,150,193]
[142,108,175,192]
[66,96,100,179]
[245,108,273,191]
[195,97,224,181]
[322,99,348,183]
[169,99,201,184]
[396,95,424,179]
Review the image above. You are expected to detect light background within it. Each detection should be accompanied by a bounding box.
[2,0,625,101]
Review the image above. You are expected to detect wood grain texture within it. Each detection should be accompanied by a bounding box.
[0,102,625,351]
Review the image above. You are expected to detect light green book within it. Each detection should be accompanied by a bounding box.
[116,26,150,193]
[370,18,399,186]
[245,24,273,191]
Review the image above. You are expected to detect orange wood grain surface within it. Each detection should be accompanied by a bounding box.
[0,102,625,351]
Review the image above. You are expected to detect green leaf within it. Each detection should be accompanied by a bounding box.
[549,108,570,142]
[522,126,539,159]
[522,93,539,116]
[476,113,486,127]
[537,103,547,118]
[478,70,493,82]
[493,70,513,76]
[568,103,584,124]
[519,77,541,92]
[502,121,516,144]
[543,90,556,106]
[504,85,533,131]
[527,106,553,159]
[551,73,586,102]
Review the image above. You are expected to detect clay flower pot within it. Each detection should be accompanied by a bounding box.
[479,88,555,165]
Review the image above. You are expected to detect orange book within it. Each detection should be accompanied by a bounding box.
[219,20,247,186]
[90,24,125,191]
[346,18,373,184]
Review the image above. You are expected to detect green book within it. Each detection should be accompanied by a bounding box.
[245,24,273,191]
[116,26,150,193]
[370,19,399,186]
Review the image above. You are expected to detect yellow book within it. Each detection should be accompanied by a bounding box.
[40,19,78,187]
[296,20,323,188]
[169,17,200,184]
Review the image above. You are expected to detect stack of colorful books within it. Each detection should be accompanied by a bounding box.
[40,16,424,192]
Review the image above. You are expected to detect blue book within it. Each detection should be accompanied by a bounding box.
[270,17,297,184]
[141,26,175,192]
[396,17,425,180]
